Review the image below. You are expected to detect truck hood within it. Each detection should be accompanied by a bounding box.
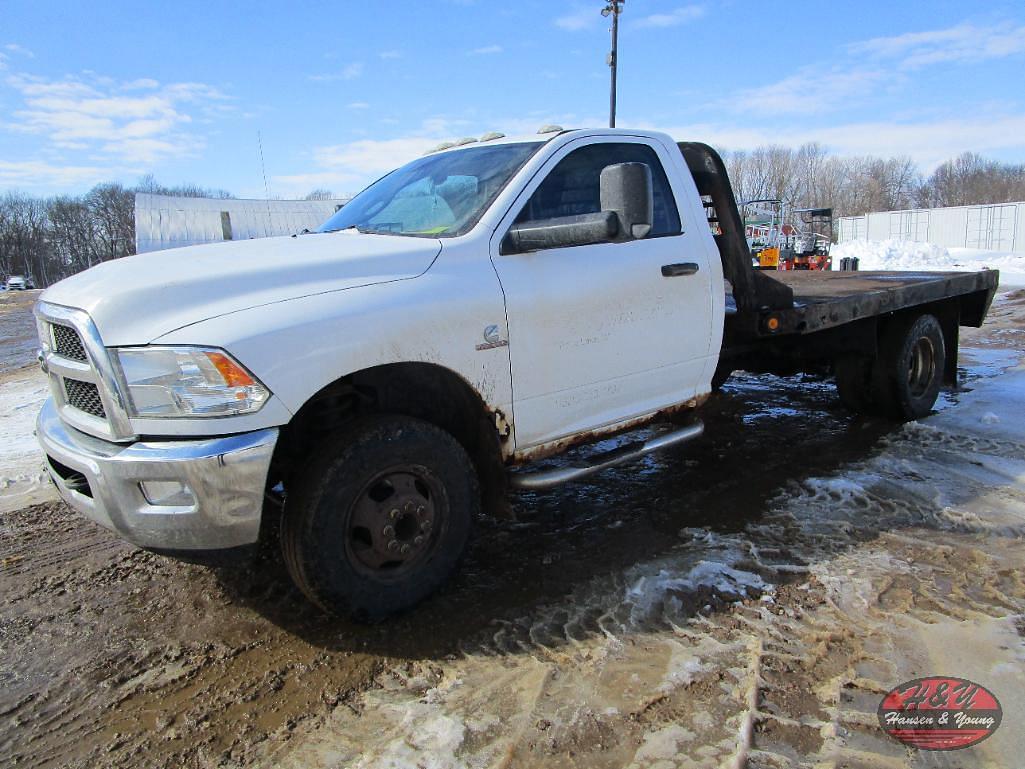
[40,231,441,345]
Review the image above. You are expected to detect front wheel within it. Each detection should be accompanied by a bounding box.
[281,415,479,619]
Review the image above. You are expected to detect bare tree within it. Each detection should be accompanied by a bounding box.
[85,183,135,263]
[920,152,1025,207]
[0,192,48,282]
[136,173,235,199]
[304,189,335,200]
[47,196,97,276]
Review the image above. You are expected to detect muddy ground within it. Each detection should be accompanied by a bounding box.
[1,288,1024,768]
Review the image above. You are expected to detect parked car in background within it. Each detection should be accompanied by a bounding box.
[6,275,29,290]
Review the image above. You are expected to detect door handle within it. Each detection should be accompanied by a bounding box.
[661,262,700,277]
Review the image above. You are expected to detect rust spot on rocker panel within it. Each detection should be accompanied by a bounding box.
[508,393,709,466]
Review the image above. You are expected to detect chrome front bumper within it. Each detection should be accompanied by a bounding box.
[36,398,278,550]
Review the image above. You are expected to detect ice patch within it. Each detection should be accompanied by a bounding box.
[625,561,769,626]
[980,412,1000,425]
[806,477,867,497]
[357,705,466,769]
[0,370,54,512]
[660,640,711,693]
[627,724,696,768]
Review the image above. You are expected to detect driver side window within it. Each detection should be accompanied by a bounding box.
[514,142,682,237]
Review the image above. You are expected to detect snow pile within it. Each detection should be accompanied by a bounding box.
[831,239,1025,286]
[831,238,950,271]
[0,371,54,512]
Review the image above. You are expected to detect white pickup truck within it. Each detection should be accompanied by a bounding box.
[35,128,997,617]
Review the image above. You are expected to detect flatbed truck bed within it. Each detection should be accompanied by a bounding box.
[753,269,999,336]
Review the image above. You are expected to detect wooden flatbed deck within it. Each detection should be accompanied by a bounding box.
[757,270,1000,336]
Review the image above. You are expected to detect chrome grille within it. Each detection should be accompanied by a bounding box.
[37,301,135,441]
[51,323,87,362]
[63,378,107,419]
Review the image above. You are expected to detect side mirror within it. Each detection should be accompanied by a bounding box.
[502,211,618,254]
[600,162,653,240]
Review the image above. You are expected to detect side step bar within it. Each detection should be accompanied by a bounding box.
[509,421,704,491]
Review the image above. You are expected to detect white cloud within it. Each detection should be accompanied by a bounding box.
[269,113,600,198]
[851,23,1025,69]
[4,43,34,58]
[555,7,598,32]
[379,50,402,60]
[121,78,160,91]
[731,67,887,115]
[272,136,439,197]
[633,5,705,29]
[663,113,1025,170]
[470,45,503,55]
[347,101,370,110]
[314,136,439,174]
[3,72,231,165]
[308,61,365,82]
[271,118,481,197]
[0,159,111,190]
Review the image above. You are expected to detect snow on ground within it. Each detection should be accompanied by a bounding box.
[0,369,54,513]
[272,357,1025,769]
[831,239,1025,287]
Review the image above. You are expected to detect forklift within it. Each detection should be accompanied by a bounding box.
[781,207,833,270]
[742,199,785,270]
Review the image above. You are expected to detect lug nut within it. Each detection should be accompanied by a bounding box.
[422,519,432,529]
[404,501,415,513]
[387,540,399,551]
[400,544,411,554]
[382,525,395,537]
[413,536,424,546]
[389,509,399,519]
[416,505,425,515]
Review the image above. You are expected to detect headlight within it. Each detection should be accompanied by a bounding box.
[115,346,270,418]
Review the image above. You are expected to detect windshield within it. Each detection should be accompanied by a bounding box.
[319,141,542,237]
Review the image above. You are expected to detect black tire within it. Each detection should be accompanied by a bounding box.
[281,415,479,619]
[871,313,945,421]
[710,364,734,391]
[834,355,874,414]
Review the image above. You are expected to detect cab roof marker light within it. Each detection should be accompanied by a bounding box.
[537,124,564,134]
[453,137,478,146]
[479,132,506,142]
[424,141,457,155]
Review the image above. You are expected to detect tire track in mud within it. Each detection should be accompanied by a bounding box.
[0,502,388,769]
[269,388,1025,769]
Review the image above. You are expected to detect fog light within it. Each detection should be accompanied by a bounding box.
[140,480,196,507]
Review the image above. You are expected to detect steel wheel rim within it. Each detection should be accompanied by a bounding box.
[344,465,446,580]
[907,336,936,399]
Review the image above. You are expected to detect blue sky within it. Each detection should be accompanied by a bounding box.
[2,0,1025,198]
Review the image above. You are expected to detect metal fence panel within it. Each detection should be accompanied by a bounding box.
[135,194,350,253]
[838,201,1024,252]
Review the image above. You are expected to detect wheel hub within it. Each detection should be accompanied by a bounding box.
[907,336,936,399]
[346,468,439,577]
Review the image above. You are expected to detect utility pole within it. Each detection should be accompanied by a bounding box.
[602,0,624,128]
